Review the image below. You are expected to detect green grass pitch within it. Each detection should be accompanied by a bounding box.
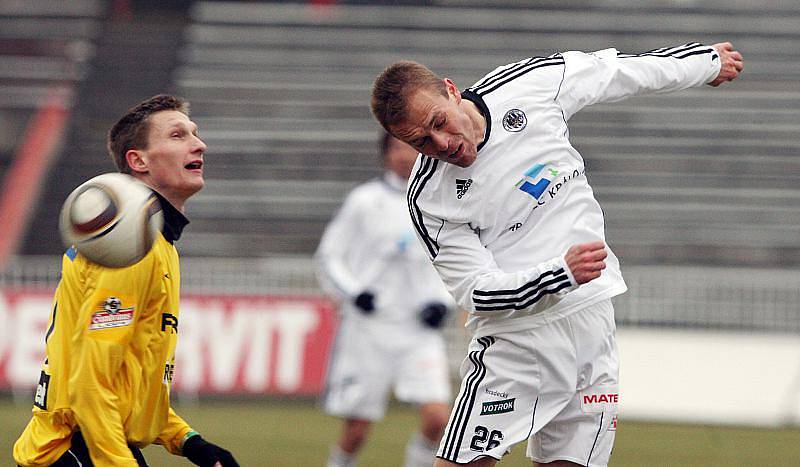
[4,398,800,466]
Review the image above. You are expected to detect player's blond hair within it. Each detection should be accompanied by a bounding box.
[371,61,447,132]
[107,94,190,174]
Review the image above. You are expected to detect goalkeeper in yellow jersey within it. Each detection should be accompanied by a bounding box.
[13,95,238,466]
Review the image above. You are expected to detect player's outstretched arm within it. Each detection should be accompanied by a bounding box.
[564,241,608,285]
[707,42,744,87]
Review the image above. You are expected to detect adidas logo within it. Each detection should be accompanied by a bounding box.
[456,178,473,199]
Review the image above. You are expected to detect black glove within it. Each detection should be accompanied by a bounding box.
[183,434,239,467]
[354,291,376,314]
[419,302,448,329]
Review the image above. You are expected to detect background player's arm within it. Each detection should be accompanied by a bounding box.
[557,42,736,120]
[314,191,366,302]
[423,218,603,315]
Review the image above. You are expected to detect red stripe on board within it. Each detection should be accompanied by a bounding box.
[0,88,71,268]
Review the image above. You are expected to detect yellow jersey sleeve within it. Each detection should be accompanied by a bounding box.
[154,407,193,455]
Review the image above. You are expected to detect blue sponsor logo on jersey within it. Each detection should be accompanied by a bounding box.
[516,163,558,199]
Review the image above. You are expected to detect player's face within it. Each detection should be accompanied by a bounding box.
[139,110,206,207]
[390,80,480,168]
[384,136,419,180]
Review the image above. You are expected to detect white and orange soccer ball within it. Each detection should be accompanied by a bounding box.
[59,173,163,268]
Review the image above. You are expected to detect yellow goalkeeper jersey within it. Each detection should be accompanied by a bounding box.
[14,197,193,467]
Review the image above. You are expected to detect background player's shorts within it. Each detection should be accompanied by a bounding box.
[322,316,451,421]
[437,300,619,466]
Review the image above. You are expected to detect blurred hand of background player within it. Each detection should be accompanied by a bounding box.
[183,434,240,467]
[564,241,607,285]
[419,302,448,329]
[354,291,376,314]
[707,42,743,86]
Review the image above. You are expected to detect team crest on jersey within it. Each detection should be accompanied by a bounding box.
[89,296,134,330]
[502,109,527,132]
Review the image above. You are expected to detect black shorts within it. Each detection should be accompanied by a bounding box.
[49,431,148,466]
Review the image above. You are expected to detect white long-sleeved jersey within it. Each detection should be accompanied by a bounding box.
[316,172,453,327]
[408,43,721,337]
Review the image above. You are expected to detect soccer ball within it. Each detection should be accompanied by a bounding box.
[59,173,164,268]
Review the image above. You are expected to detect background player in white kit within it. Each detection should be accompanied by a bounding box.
[316,132,456,467]
[371,42,743,466]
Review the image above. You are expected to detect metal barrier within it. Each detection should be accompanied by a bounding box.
[5,255,798,332]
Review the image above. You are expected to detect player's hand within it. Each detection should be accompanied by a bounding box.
[564,241,607,285]
[183,435,239,467]
[354,291,376,314]
[707,42,743,87]
[419,302,448,329]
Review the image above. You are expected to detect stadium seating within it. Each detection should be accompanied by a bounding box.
[174,1,800,266]
[2,0,800,337]
[0,0,99,196]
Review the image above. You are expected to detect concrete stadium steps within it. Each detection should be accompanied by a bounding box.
[191,2,800,36]
[185,178,355,256]
[18,2,198,256]
[0,0,101,256]
[181,225,325,257]
[175,1,800,265]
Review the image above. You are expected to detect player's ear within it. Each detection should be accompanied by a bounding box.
[444,78,461,103]
[126,149,148,174]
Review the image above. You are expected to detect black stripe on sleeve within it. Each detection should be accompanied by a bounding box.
[472,268,572,312]
[473,268,566,297]
[473,273,570,305]
[407,156,440,260]
[617,42,700,58]
[471,59,529,91]
[474,55,565,96]
[471,58,535,93]
[617,42,712,60]
[674,49,716,60]
[475,280,572,312]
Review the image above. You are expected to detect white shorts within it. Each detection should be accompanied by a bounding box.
[322,316,452,421]
[437,300,619,466]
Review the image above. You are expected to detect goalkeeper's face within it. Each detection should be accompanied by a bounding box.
[132,110,207,209]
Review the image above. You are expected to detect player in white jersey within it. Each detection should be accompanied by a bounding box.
[371,42,743,466]
[316,132,456,467]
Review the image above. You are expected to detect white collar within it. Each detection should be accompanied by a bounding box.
[382,171,407,192]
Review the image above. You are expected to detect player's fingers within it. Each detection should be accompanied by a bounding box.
[572,249,606,267]
[582,261,606,272]
[585,248,608,261]
[577,269,602,283]
[567,242,593,257]
[714,41,733,51]
[573,240,605,255]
